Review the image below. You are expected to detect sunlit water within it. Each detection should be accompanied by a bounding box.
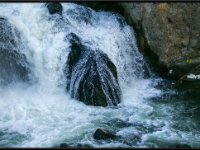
[0,3,200,148]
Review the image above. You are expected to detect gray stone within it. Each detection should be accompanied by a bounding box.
[121,3,200,78]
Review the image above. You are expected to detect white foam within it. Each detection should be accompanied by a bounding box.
[187,73,200,80]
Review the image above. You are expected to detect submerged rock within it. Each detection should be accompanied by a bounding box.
[60,143,91,148]
[60,143,68,148]
[46,2,63,15]
[65,33,121,107]
[93,128,116,140]
[175,143,192,149]
[0,18,30,85]
[107,118,132,128]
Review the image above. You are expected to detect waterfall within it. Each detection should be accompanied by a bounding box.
[0,3,145,89]
[1,3,197,149]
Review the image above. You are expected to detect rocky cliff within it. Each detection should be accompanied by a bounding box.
[121,3,200,78]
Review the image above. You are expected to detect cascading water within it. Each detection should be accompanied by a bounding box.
[0,3,200,148]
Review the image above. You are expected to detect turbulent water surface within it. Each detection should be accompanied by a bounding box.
[0,3,200,148]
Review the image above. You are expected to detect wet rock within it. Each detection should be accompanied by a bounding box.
[75,144,91,148]
[121,3,200,79]
[93,128,116,140]
[46,2,63,15]
[60,143,69,148]
[0,18,30,85]
[174,143,192,149]
[60,143,91,148]
[175,143,192,148]
[65,33,121,107]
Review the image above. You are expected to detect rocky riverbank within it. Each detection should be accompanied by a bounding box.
[121,3,200,79]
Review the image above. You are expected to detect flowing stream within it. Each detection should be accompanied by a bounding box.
[0,3,200,148]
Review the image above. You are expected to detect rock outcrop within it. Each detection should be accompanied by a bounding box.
[65,33,121,107]
[121,3,200,79]
[0,18,30,85]
[93,128,116,140]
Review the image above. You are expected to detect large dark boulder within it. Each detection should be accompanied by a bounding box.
[121,3,200,79]
[65,33,121,107]
[46,2,63,15]
[0,18,30,85]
